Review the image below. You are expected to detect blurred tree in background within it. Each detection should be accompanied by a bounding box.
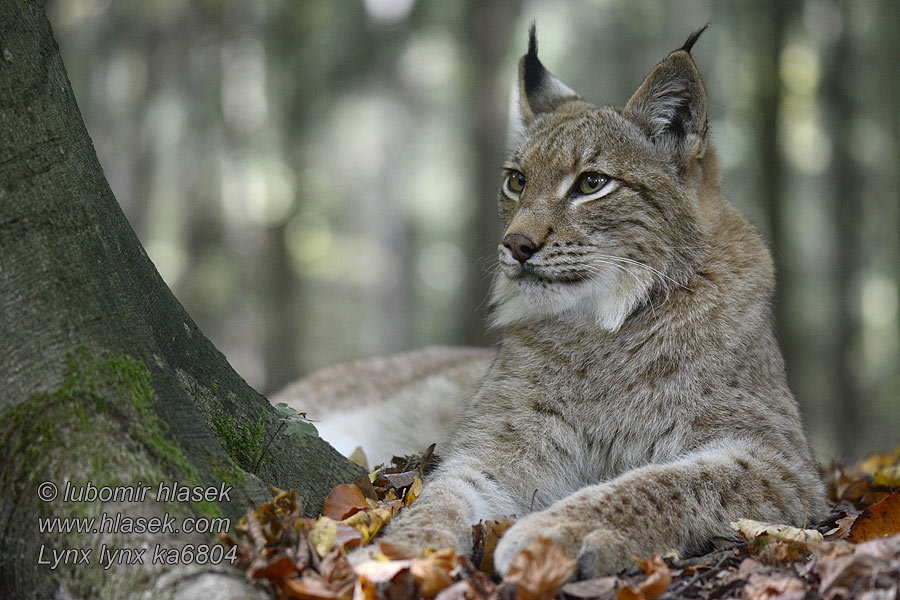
[45,0,900,462]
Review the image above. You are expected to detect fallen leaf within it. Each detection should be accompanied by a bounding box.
[471,517,515,577]
[860,447,900,476]
[248,553,298,580]
[823,514,859,541]
[410,549,457,597]
[323,484,373,520]
[320,548,357,590]
[730,519,824,544]
[817,552,886,599]
[742,574,805,600]
[353,576,379,600]
[504,537,577,600]
[854,531,900,558]
[354,475,380,501]
[617,556,671,600]
[561,576,618,599]
[354,554,455,600]
[354,559,412,584]
[279,574,349,600]
[405,476,424,506]
[343,507,393,544]
[349,446,369,470]
[310,517,338,558]
[382,471,418,489]
[874,465,900,488]
[433,580,485,600]
[334,521,365,550]
[848,491,900,543]
[378,540,417,561]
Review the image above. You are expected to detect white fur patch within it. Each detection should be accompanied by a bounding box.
[489,246,652,332]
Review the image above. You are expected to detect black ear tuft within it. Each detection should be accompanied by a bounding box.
[679,24,710,54]
[510,23,580,138]
[523,23,546,96]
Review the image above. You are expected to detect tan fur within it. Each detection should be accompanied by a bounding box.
[275,30,827,577]
[271,346,493,467]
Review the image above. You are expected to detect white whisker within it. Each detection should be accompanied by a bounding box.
[592,253,692,291]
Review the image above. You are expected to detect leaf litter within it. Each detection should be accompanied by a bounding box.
[220,445,900,600]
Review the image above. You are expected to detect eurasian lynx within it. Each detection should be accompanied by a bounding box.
[274,27,827,577]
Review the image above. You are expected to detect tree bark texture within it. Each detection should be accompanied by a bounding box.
[0,2,363,598]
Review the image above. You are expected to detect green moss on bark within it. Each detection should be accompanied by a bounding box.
[0,349,232,598]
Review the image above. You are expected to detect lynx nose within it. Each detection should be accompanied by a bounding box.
[503,233,537,264]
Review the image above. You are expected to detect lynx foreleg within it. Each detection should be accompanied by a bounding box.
[493,439,825,578]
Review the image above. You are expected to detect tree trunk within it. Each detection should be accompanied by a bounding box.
[463,0,522,348]
[0,2,363,598]
[825,6,863,460]
[757,0,789,348]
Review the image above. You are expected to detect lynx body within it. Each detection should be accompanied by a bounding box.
[274,27,826,577]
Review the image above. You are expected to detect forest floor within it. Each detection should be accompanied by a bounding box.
[222,446,900,600]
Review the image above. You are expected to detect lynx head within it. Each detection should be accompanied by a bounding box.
[490,26,714,332]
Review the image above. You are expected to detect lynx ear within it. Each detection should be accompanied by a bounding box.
[624,26,709,164]
[508,25,580,145]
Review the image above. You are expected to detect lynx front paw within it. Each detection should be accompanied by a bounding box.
[494,513,631,579]
[574,529,633,577]
[493,513,580,576]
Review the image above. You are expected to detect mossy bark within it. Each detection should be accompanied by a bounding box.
[0,1,363,598]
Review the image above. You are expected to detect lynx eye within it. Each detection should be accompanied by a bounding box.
[576,172,609,195]
[505,171,527,195]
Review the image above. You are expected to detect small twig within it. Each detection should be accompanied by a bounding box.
[668,552,736,596]
[253,420,285,474]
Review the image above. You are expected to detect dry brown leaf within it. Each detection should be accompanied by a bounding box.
[320,548,357,589]
[818,552,886,599]
[348,446,369,470]
[848,491,900,543]
[334,521,365,550]
[874,465,900,488]
[381,471,418,489]
[352,576,379,600]
[860,447,900,475]
[405,477,424,506]
[343,507,393,544]
[471,517,515,577]
[354,550,457,599]
[410,549,457,598]
[823,514,859,541]
[309,517,339,558]
[616,556,671,600]
[279,574,350,600]
[433,580,486,600]
[248,553,298,580]
[730,519,824,544]
[353,559,411,584]
[743,574,805,600]
[323,484,373,520]
[378,540,417,561]
[561,576,618,600]
[504,537,577,600]
[853,531,900,559]
[354,475,380,501]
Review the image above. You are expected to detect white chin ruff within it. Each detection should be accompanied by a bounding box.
[488,269,650,332]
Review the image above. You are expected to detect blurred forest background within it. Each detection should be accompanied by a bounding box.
[45,0,899,463]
